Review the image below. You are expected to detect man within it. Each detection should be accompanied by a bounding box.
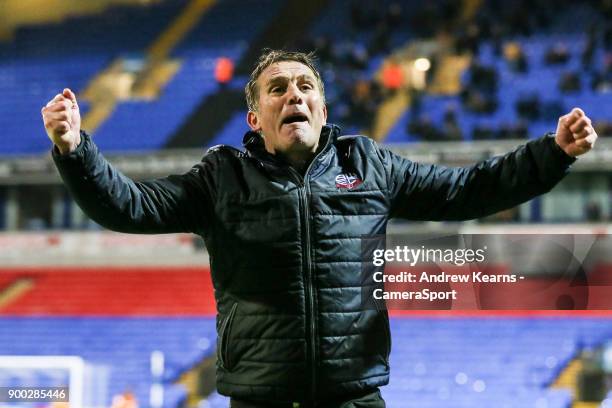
[42,50,597,407]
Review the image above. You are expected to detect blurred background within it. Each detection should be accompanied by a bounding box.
[0,0,611,407]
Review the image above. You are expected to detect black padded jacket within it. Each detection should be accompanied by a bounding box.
[52,124,575,403]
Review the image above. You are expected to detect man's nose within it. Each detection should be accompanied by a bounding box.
[286,83,303,105]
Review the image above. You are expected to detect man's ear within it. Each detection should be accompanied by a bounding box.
[247,111,261,132]
[323,105,328,124]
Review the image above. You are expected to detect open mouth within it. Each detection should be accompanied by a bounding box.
[282,113,309,125]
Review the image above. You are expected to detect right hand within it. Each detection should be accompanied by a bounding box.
[42,88,81,154]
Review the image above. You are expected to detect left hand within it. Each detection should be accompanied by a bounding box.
[555,107,598,157]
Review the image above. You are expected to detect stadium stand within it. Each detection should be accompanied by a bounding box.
[0,268,215,315]
[0,0,189,155]
[0,0,609,154]
[383,317,610,408]
[94,0,285,152]
[0,267,216,407]
[213,0,611,146]
[389,0,611,144]
[202,316,612,408]
[0,317,216,407]
[0,0,285,154]
[3,265,612,407]
[387,35,611,143]
[207,0,401,147]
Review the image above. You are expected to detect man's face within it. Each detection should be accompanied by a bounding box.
[247,61,327,157]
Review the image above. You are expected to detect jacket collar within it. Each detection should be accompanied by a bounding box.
[242,124,341,152]
[242,124,341,165]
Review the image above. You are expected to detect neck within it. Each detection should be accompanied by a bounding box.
[259,128,330,173]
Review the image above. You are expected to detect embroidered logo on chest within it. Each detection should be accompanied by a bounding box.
[335,173,363,189]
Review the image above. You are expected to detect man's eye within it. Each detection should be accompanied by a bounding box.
[271,86,284,93]
[301,84,313,91]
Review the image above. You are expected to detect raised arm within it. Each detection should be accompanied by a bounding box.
[384,108,597,221]
[42,89,214,234]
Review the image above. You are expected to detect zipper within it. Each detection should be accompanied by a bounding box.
[286,134,333,402]
[287,167,316,400]
[303,181,316,400]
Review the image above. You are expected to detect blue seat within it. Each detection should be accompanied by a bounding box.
[0,317,216,407]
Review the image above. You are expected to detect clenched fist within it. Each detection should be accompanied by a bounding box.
[555,108,597,157]
[42,88,81,155]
